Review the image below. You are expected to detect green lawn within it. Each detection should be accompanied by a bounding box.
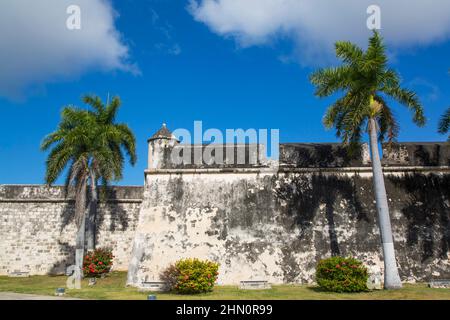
[0,272,449,300]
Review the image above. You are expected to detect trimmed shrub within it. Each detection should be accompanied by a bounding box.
[83,247,114,278]
[160,258,219,294]
[315,256,369,292]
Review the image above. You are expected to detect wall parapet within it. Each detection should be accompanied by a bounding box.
[144,165,450,175]
[0,185,143,202]
[382,142,450,167]
[146,140,449,171]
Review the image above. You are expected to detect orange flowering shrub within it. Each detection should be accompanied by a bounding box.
[160,258,219,294]
[315,256,368,292]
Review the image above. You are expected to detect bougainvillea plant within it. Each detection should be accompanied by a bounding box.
[83,247,114,278]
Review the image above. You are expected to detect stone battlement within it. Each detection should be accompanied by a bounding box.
[147,140,449,170]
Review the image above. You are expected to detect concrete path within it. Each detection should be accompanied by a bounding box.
[0,292,82,300]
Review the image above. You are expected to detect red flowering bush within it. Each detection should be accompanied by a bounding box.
[315,256,368,292]
[83,248,114,278]
[160,258,219,294]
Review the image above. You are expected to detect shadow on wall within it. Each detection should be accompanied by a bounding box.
[49,241,75,275]
[96,187,130,233]
[389,173,450,262]
[383,143,450,167]
[280,144,364,168]
[274,174,368,257]
[50,200,75,274]
[414,145,443,166]
[59,187,131,233]
[50,187,131,274]
[60,200,75,232]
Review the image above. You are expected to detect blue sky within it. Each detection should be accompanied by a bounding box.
[0,0,449,185]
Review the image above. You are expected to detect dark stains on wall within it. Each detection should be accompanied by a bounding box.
[272,174,377,282]
[144,170,449,282]
[4,142,450,281]
[388,174,450,263]
[382,142,450,166]
[234,175,279,228]
[272,172,450,281]
[152,142,449,169]
[279,144,366,168]
[274,174,369,255]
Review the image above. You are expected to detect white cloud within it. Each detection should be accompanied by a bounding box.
[0,0,138,100]
[189,0,450,65]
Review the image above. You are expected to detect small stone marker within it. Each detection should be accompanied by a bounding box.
[367,272,382,290]
[428,280,450,288]
[88,278,97,286]
[8,271,29,278]
[147,295,157,300]
[239,280,271,290]
[140,281,168,292]
[55,288,66,296]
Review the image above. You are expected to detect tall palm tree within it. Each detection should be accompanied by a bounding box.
[41,95,136,284]
[310,31,425,289]
[438,107,450,140]
[81,95,137,250]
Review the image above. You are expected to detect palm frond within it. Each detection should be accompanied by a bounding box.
[310,66,352,97]
[363,31,387,73]
[115,124,137,165]
[41,131,64,151]
[382,86,425,126]
[375,95,399,143]
[379,69,401,90]
[323,100,345,129]
[335,41,364,65]
[438,107,450,135]
[104,96,121,123]
[83,95,104,114]
[44,142,74,185]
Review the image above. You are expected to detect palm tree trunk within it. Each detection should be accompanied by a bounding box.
[86,171,97,251]
[74,217,85,288]
[74,178,87,288]
[368,117,402,289]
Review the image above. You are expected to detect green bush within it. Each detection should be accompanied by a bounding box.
[160,258,219,294]
[83,247,114,278]
[315,256,369,292]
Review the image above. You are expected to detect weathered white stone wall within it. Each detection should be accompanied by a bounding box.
[1,142,449,286]
[0,200,76,275]
[0,185,141,275]
[126,168,450,287]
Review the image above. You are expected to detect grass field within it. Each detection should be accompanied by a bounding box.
[0,272,449,300]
